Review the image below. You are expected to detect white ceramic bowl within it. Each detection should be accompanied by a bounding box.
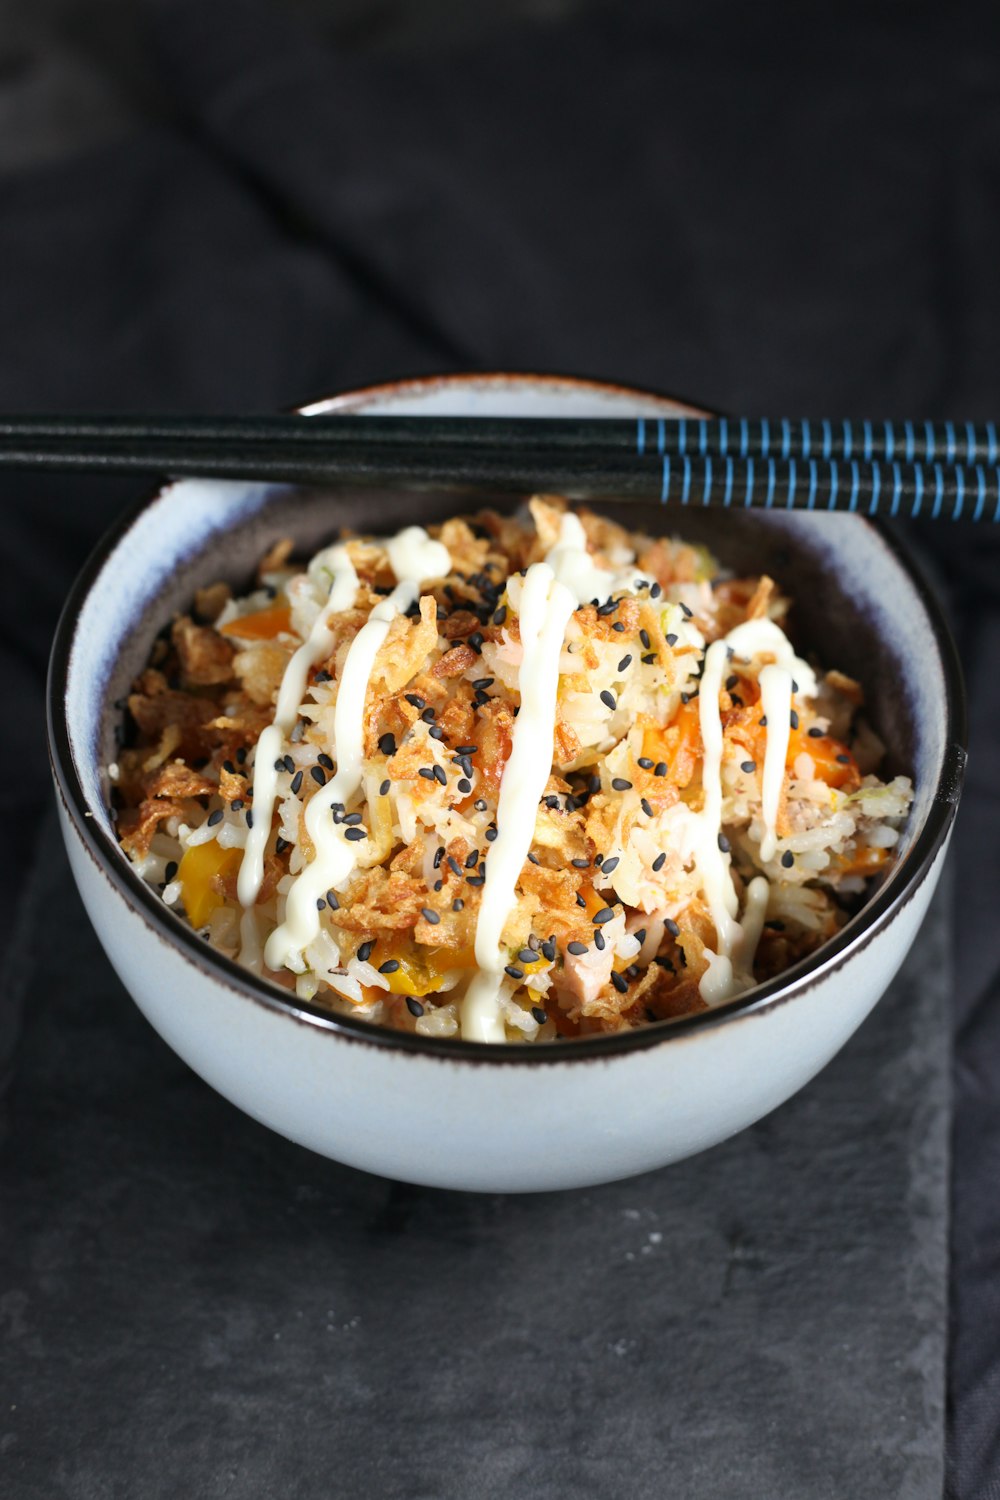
[48,374,966,1192]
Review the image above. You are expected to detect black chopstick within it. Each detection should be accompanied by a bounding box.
[1,414,999,519]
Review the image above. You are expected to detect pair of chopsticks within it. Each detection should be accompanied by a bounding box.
[1,413,998,519]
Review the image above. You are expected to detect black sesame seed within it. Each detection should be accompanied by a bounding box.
[652,852,667,872]
[601,856,620,875]
[781,850,795,868]
[443,855,460,877]
[379,779,391,797]
[421,907,440,925]
[575,894,587,908]
[594,930,606,951]
[418,767,435,780]
[641,798,654,817]
[406,997,424,1017]
[807,726,824,739]
[378,959,400,974]
[836,753,851,765]
[611,777,633,792]
[457,778,472,794]
[222,760,236,775]
[540,940,556,962]
[345,827,366,842]
[617,654,633,672]
[379,732,397,756]
[318,752,334,770]
[428,725,445,742]
[593,907,615,925]
[625,964,641,979]
[337,812,359,826]
[654,761,668,777]
[718,833,731,853]
[641,652,657,665]
[493,605,507,625]
[679,602,692,617]
[612,621,626,632]
[456,744,477,755]
[466,875,486,887]
[468,632,484,652]
[527,852,540,865]
[504,965,525,981]
[452,898,464,912]
[767,919,786,931]
[637,757,654,770]
[276,837,290,855]
[164,861,178,883]
[790,710,800,730]
[485,826,498,842]
[236,748,247,764]
[634,928,647,945]
[759,715,768,728]
[433,880,443,891]
[665,633,678,647]
[567,941,588,956]
[651,583,662,599]
[474,798,488,812]
[421,707,437,723]
[611,971,629,993]
[597,601,617,616]
[207,808,223,827]
[665,918,681,937]
[327,891,339,910]
[316,898,327,911]
[600,690,617,712]
[357,941,374,962]
[472,677,494,691]
[726,674,739,690]
[571,857,590,869]
[314,669,332,683]
[273,758,286,772]
[405,694,425,709]
[514,948,535,966]
[531,1006,547,1025]
[433,765,448,787]
[465,849,480,868]
[245,811,254,828]
[310,765,326,785]
[741,760,757,774]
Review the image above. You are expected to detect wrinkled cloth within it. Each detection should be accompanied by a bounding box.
[0,2,998,1494]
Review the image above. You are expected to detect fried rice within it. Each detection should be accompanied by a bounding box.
[111,498,913,1043]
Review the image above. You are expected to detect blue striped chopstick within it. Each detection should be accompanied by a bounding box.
[0,413,996,517]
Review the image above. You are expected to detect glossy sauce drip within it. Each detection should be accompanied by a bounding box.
[238,547,360,911]
[693,618,815,1005]
[233,527,448,975]
[461,511,649,1042]
[461,563,577,1042]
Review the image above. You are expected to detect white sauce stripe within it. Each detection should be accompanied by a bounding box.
[234,527,448,975]
[238,545,359,911]
[461,563,577,1042]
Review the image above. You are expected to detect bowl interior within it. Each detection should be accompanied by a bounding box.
[56,374,960,1032]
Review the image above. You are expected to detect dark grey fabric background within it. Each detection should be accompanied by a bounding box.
[1,1,999,1495]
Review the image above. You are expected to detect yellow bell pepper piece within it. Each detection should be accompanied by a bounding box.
[177,840,242,929]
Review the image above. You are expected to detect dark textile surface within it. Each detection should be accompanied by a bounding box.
[0,1,998,1494]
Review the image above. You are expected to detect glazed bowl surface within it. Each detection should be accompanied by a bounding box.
[47,373,966,1192]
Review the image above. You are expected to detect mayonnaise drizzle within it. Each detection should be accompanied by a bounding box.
[238,546,360,910]
[692,618,816,1004]
[235,527,448,975]
[462,511,650,1042]
[461,563,578,1042]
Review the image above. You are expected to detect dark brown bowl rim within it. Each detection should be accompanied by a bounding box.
[46,372,967,1066]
